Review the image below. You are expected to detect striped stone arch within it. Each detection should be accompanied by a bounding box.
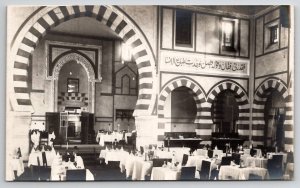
[205,81,250,140]
[8,5,156,116]
[157,78,206,136]
[252,78,293,150]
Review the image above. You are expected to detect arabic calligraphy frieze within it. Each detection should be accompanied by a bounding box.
[161,51,249,75]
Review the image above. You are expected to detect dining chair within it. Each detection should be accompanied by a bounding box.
[127,136,133,145]
[208,150,213,158]
[231,153,241,165]
[39,166,51,181]
[152,158,172,167]
[220,156,232,166]
[267,155,283,180]
[107,161,121,169]
[31,165,40,180]
[66,169,86,181]
[180,166,196,181]
[181,154,189,166]
[199,160,211,180]
[250,149,257,157]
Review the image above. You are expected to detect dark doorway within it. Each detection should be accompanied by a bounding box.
[169,87,197,132]
[264,89,285,151]
[211,90,239,133]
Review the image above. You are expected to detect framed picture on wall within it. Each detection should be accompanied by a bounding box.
[67,78,79,93]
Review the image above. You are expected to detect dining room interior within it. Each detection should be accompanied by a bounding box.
[6,5,294,181]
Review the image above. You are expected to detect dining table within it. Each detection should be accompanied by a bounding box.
[100,148,129,165]
[218,165,268,180]
[51,155,94,181]
[155,147,190,164]
[193,149,208,157]
[123,155,153,180]
[98,132,124,146]
[7,156,25,181]
[243,156,268,168]
[150,166,181,180]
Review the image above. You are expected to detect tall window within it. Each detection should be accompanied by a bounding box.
[175,10,192,46]
[270,25,279,44]
[222,20,235,51]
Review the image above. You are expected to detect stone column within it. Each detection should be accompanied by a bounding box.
[135,115,158,148]
[6,111,31,160]
[88,81,95,113]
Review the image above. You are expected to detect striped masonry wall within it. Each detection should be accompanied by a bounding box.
[205,81,250,141]
[157,78,206,141]
[10,5,156,115]
[252,78,293,151]
[157,78,250,142]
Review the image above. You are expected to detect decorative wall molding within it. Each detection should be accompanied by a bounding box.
[48,52,101,82]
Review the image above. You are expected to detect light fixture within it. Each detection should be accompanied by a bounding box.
[121,42,132,63]
[69,72,72,75]
[223,22,233,36]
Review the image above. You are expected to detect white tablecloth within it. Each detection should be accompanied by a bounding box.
[124,156,152,180]
[186,155,206,170]
[100,149,129,164]
[193,149,208,157]
[6,157,25,181]
[51,159,93,181]
[151,167,181,180]
[244,156,268,168]
[219,165,268,180]
[213,150,224,158]
[185,156,218,179]
[155,147,190,163]
[98,133,124,146]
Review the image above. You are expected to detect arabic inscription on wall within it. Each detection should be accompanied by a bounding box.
[161,51,249,76]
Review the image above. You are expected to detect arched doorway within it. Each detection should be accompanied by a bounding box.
[9,5,156,116]
[252,78,292,151]
[157,77,206,146]
[211,89,239,133]
[207,81,249,151]
[264,89,286,151]
[165,87,197,132]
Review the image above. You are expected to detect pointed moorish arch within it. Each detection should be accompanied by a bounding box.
[252,77,293,149]
[157,77,206,129]
[51,52,96,81]
[9,5,156,116]
[50,52,97,113]
[206,80,250,138]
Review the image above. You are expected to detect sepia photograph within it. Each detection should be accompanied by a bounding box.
[5,4,294,181]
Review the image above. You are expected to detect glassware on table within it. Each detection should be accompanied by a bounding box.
[162,161,167,168]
